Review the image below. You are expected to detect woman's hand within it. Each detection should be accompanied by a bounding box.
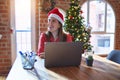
[39,52,45,59]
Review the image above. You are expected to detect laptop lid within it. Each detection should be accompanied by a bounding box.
[44,42,83,68]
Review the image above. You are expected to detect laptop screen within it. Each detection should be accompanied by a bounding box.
[44,42,84,68]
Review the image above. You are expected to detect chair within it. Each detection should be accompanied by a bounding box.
[107,50,120,64]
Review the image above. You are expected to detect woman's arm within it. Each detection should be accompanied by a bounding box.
[37,33,46,58]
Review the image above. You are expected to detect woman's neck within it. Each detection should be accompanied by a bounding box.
[51,30,59,40]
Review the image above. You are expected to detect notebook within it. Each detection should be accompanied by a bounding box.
[44,42,84,68]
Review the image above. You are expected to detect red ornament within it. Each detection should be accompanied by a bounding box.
[70,16,73,19]
[80,10,83,14]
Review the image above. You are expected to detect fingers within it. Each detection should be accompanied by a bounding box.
[39,52,45,59]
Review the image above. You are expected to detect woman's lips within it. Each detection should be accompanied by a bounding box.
[49,26,54,28]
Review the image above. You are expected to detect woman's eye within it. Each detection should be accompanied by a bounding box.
[48,19,50,22]
[48,19,57,23]
[52,20,55,22]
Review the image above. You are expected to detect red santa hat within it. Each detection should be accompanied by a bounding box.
[48,8,64,25]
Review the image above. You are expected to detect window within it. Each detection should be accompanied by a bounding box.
[81,0,115,54]
[15,0,32,53]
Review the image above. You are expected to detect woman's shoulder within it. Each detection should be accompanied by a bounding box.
[65,33,72,37]
[66,33,71,36]
[64,33,73,42]
[40,32,45,35]
[40,32,47,38]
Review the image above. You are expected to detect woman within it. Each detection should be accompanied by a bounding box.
[37,8,72,58]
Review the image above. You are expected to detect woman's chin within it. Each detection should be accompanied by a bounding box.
[48,28,57,33]
[48,29,53,32]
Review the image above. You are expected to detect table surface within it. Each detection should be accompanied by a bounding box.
[6,54,120,80]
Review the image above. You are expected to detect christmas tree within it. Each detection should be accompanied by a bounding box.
[64,0,92,51]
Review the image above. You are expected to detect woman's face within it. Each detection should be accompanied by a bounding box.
[48,17,61,33]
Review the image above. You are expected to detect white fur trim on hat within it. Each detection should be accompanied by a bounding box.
[48,14,64,25]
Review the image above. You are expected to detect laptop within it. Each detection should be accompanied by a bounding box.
[44,42,84,68]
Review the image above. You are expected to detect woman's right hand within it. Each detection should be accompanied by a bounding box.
[39,52,45,59]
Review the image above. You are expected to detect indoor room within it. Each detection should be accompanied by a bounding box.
[0,0,120,80]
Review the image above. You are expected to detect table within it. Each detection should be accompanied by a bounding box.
[6,54,120,80]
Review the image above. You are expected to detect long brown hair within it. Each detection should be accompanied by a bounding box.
[45,22,67,42]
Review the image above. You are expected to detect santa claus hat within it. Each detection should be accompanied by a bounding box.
[48,8,64,25]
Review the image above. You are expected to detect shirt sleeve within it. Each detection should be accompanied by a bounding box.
[66,34,73,42]
[37,33,46,56]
